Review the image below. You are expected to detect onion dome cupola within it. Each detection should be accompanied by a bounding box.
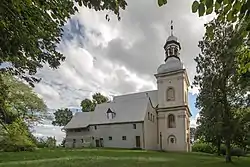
[163,20,181,61]
[157,21,184,74]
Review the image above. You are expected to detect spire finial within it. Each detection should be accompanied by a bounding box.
[170,20,173,35]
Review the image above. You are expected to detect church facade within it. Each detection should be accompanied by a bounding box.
[64,27,192,152]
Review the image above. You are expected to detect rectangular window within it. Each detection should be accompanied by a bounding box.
[133,124,136,129]
[148,112,150,120]
[94,125,97,130]
[150,113,153,121]
[152,115,154,122]
[75,128,81,132]
[122,136,126,140]
[81,139,84,143]
[109,136,112,140]
[73,139,76,143]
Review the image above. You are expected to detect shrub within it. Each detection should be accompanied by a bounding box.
[0,119,37,152]
[220,146,246,157]
[192,142,216,154]
[192,142,246,157]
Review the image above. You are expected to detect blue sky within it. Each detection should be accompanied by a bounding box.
[2,0,215,143]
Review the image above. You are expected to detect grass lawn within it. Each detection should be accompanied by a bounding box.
[0,148,249,167]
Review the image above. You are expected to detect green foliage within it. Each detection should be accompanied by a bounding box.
[191,0,250,24]
[81,92,109,112]
[237,46,250,74]
[158,0,168,7]
[192,1,200,13]
[191,0,250,75]
[192,141,247,157]
[0,0,127,85]
[0,118,37,152]
[2,74,47,123]
[81,99,95,112]
[0,74,14,125]
[232,108,250,149]
[36,136,57,148]
[52,108,73,126]
[92,93,109,104]
[194,19,250,162]
[220,146,247,157]
[192,142,216,154]
[0,73,47,126]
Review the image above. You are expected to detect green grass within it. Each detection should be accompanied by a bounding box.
[0,148,249,167]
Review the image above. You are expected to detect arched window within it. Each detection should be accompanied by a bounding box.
[174,47,178,56]
[166,87,175,101]
[167,48,171,56]
[169,47,173,55]
[167,135,177,144]
[168,114,176,128]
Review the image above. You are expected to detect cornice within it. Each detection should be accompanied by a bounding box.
[156,104,192,117]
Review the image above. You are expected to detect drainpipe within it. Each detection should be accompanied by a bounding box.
[160,132,162,151]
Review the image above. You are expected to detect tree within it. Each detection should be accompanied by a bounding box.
[191,0,250,74]
[44,136,57,148]
[194,73,224,155]
[0,73,47,127]
[194,19,249,162]
[92,93,109,104]
[191,0,250,34]
[0,118,37,152]
[1,74,47,125]
[52,108,73,126]
[81,99,95,112]
[0,0,127,86]
[81,92,109,112]
[0,74,14,126]
[232,108,250,150]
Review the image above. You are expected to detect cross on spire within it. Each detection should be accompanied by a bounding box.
[170,20,173,35]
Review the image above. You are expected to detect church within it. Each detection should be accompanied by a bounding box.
[64,24,192,152]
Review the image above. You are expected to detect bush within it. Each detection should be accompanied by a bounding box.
[0,119,37,152]
[192,142,246,157]
[192,142,216,154]
[220,146,246,157]
[0,139,36,152]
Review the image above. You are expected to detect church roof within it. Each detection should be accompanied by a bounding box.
[166,35,178,42]
[157,57,185,74]
[64,90,158,129]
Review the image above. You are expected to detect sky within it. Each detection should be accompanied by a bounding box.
[20,0,215,143]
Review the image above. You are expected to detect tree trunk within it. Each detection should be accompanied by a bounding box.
[217,138,221,156]
[225,139,232,163]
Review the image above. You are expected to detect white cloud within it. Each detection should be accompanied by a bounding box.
[189,86,200,95]
[190,113,200,128]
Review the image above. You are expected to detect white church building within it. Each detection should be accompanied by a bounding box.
[64,25,192,152]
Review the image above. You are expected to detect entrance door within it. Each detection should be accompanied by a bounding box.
[72,139,76,148]
[100,138,104,147]
[135,136,141,148]
[95,140,100,147]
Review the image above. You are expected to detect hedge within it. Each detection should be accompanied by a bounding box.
[192,142,247,157]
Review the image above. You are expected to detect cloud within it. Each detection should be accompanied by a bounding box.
[190,113,200,128]
[189,86,200,95]
[33,0,215,140]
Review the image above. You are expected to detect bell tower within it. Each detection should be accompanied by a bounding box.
[155,21,191,152]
